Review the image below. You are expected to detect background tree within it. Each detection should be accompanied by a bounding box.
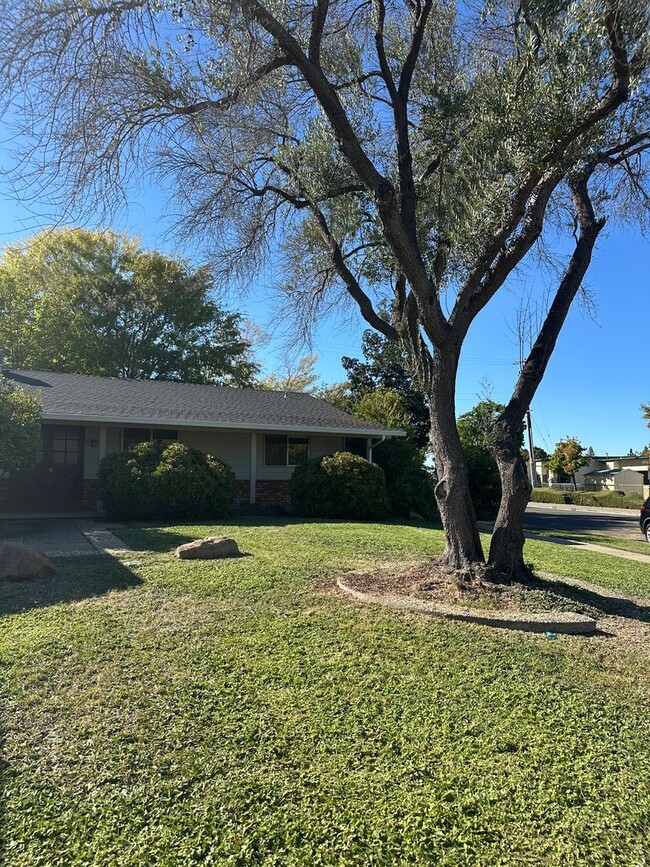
[457,400,514,518]
[0,377,42,472]
[257,354,319,392]
[0,228,259,385]
[521,447,550,462]
[342,332,430,448]
[1,1,648,581]
[352,388,412,433]
[548,437,592,490]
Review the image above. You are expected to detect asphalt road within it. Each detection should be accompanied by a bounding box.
[524,503,644,539]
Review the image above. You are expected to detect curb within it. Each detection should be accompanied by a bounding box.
[527,502,642,517]
[336,578,597,635]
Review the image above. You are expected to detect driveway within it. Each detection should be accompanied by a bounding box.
[0,518,129,556]
[524,503,643,539]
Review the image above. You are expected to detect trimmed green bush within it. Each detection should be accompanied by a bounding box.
[530,487,645,509]
[530,488,569,504]
[372,438,438,521]
[98,441,236,521]
[291,452,390,520]
[462,444,501,517]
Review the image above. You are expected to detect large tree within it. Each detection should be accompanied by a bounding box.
[547,437,592,489]
[1,1,648,580]
[0,228,259,385]
[342,331,430,448]
[0,377,42,472]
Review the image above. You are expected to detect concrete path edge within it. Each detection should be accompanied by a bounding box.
[336,578,597,635]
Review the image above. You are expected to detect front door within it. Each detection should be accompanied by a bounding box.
[0,425,85,511]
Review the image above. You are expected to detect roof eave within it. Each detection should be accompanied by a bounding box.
[41,412,406,438]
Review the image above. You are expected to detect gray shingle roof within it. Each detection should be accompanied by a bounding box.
[5,369,405,437]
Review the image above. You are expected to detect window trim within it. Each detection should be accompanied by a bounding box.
[121,427,179,450]
[264,434,310,467]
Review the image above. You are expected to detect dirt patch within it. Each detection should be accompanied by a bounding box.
[334,560,650,643]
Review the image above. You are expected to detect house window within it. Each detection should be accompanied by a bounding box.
[122,428,179,449]
[344,437,368,458]
[52,429,80,465]
[265,435,309,466]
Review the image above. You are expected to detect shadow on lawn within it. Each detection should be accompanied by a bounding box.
[116,516,443,553]
[536,575,650,623]
[0,555,143,616]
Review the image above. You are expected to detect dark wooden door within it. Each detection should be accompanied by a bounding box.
[0,425,85,511]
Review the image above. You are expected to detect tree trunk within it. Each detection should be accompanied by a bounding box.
[487,426,532,581]
[428,353,485,574]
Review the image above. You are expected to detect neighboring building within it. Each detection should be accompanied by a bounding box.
[0,370,404,514]
[537,453,650,496]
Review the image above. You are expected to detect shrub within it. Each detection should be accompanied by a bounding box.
[462,444,501,518]
[530,488,569,504]
[624,491,645,507]
[98,441,236,520]
[570,491,600,506]
[291,452,390,520]
[372,438,438,520]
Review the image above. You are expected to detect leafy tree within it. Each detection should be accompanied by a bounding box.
[258,354,319,392]
[0,228,259,385]
[1,1,648,581]
[640,444,650,458]
[521,446,550,462]
[0,377,42,471]
[642,405,650,426]
[457,401,512,518]
[342,332,430,447]
[313,381,355,414]
[353,389,411,433]
[548,438,592,490]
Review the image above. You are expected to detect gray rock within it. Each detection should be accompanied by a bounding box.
[175,536,240,560]
[0,544,56,581]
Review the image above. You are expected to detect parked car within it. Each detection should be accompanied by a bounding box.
[640,497,650,543]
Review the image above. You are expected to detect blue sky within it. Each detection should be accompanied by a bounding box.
[1,147,648,457]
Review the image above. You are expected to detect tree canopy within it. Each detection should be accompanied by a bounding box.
[342,331,430,448]
[547,437,592,488]
[1,0,648,579]
[0,377,42,472]
[0,228,259,385]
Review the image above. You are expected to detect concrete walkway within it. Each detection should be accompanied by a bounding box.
[478,521,650,565]
[0,518,130,557]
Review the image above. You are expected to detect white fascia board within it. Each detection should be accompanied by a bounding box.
[41,412,406,438]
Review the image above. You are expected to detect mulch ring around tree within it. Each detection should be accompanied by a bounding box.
[333,561,650,640]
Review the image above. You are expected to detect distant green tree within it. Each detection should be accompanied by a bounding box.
[521,446,550,462]
[0,377,42,471]
[353,389,411,433]
[548,437,591,489]
[342,332,429,448]
[456,401,511,518]
[258,354,319,392]
[0,227,258,385]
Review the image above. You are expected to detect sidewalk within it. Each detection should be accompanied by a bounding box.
[0,518,130,557]
[527,501,642,517]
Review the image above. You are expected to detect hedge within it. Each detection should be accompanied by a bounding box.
[530,488,645,509]
[98,441,236,521]
[291,452,390,520]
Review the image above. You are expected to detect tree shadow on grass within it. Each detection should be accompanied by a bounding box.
[534,574,650,623]
[0,555,143,616]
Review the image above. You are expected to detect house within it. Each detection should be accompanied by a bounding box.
[537,453,650,496]
[1,370,405,514]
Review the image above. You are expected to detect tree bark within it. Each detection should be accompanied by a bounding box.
[488,174,605,580]
[488,421,532,581]
[428,350,485,573]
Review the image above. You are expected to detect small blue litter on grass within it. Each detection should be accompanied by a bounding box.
[545,631,557,640]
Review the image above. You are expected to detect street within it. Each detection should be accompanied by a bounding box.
[524,503,644,539]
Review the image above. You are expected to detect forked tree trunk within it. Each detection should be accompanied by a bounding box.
[428,354,485,573]
[488,425,532,581]
[487,178,604,580]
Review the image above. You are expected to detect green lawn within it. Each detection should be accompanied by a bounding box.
[525,528,650,557]
[1,519,649,866]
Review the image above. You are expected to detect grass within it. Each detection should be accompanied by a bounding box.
[1,518,650,866]
[525,528,650,556]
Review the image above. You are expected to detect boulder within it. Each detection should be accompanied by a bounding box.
[175,536,240,560]
[0,544,56,581]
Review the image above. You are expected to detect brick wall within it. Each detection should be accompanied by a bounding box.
[254,479,292,510]
[235,480,250,507]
